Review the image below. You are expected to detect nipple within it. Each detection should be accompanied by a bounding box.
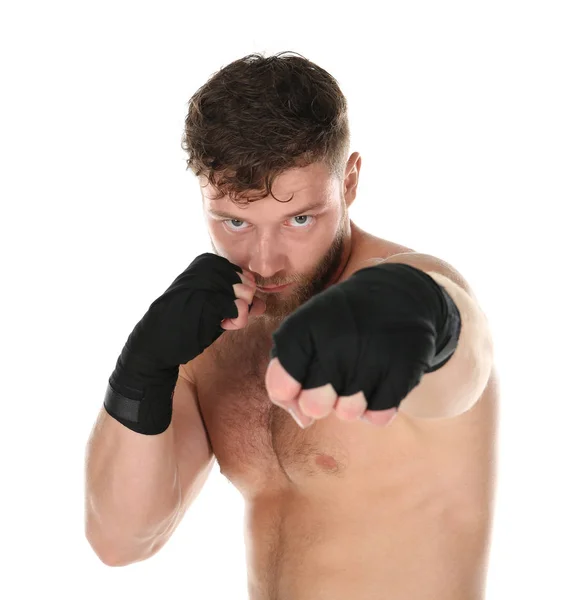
[315,454,339,472]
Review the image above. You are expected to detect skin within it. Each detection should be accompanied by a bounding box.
[188,158,497,597]
[199,152,398,431]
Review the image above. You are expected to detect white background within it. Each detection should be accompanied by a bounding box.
[1,0,575,598]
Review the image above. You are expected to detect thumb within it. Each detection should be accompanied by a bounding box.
[249,297,267,316]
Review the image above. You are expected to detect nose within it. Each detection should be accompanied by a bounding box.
[247,236,286,281]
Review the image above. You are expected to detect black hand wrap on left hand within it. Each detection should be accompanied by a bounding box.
[270,263,462,412]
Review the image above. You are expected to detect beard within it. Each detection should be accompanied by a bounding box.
[256,217,348,324]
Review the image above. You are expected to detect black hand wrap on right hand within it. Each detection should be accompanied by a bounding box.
[104,253,242,435]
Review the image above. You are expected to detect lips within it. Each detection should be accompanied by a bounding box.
[257,283,290,292]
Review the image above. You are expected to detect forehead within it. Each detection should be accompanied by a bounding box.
[202,162,336,203]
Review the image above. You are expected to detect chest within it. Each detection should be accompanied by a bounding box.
[190,324,497,510]
[193,328,350,494]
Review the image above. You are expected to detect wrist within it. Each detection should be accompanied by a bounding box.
[104,351,179,435]
[423,280,462,374]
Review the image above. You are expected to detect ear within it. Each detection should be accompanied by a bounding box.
[343,152,361,209]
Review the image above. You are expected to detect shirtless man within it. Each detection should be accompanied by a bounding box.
[85,51,499,599]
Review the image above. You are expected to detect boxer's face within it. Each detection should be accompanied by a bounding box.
[201,157,359,321]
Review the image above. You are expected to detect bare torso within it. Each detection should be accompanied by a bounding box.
[187,224,499,600]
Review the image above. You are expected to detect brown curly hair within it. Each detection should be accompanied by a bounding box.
[181,51,351,207]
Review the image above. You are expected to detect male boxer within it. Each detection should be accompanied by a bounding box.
[85,51,497,599]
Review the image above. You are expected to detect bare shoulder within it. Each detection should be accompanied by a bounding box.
[341,223,417,281]
[348,227,475,299]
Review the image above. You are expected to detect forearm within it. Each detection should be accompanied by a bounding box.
[399,271,494,419]
[84,406,181,564]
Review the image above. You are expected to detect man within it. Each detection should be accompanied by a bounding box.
[85,51,498,599]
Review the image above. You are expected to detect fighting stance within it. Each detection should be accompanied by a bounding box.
[85,51,498,599]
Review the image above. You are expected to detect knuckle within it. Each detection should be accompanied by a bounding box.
[239,273,256,287]
[233,283,254,303]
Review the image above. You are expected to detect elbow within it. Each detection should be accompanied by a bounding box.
[84,501,176,566]
[97,551,139,568]
[88,539,152,567]
[104,554,150,568]
[85,527,154,567]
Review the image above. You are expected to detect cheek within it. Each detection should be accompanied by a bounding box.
[208,221,235,247]
[290,224,339,273]
[206,223,242,261]
[315,213,342,249]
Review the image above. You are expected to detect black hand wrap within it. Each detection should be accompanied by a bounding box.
[270,263,462,412]
[104,253,242,435]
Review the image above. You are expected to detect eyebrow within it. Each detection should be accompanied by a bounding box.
[207,200,328,221]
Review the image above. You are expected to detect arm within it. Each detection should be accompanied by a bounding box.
[85,253,259,565]
[84,365,214,566]
[84,408,179,566]
[375,252,495,420]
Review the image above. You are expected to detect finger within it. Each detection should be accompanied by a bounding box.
[221,298,249,330]
[265,357,302,405]
[298,383,338,419]
[265,361,314,429]
[285,402,315,429]
[233,282,257,304]
[238,272,257,287]
[334,391,368,421]
[360,407,398,427]
[248,296,267,316]
[241,270,256,284]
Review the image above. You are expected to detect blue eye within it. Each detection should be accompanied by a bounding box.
[291,215,312,227]
[224,219,248,230]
